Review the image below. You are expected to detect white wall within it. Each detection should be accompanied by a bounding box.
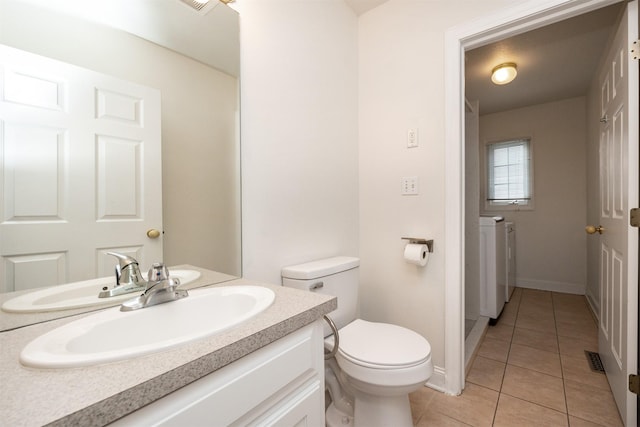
[479,97,588,295]
[237,0,599,383]
[238,0,359,284]
[1,0,241,275]
[465,101,480,322]
[358,0,515,374]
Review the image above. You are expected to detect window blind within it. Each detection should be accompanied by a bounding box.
[487,138,531,203]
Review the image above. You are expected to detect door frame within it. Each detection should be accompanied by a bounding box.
[444,0,626,395]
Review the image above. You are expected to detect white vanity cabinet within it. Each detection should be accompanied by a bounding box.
[110,320,325,427]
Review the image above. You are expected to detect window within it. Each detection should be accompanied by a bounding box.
[486,138,532,208]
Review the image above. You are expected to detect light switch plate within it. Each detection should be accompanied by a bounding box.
[401,176,419,195]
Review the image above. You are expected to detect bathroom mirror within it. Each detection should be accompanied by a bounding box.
[0,0,241,330]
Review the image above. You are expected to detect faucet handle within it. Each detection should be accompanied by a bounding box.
[107,252,145,288]
[107,252,139,269]
[148,263,170,283]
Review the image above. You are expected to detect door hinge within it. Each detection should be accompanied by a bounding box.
[632,40,640,60]
[630,374,640,395]
[631,208,640,227]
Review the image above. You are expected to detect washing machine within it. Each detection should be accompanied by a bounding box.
[479,216,506,322]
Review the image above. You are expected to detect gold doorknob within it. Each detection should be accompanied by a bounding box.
[585,225,604,235]
[146,229,161,239]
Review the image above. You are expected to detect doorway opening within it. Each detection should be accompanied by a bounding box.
[444,0,630,401]
[462,2,622,367]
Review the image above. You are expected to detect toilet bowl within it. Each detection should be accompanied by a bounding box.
[332,319,433,426]
[281,257,433,427]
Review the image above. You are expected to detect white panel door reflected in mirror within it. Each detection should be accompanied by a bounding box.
[0,0,240,328]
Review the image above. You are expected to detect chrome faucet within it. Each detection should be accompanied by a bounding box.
[98,252,148,298]
[120,263,188,311]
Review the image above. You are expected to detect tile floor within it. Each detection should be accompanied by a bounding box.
[409,288,624,426]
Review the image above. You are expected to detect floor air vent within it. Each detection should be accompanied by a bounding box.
[585,350,605,373]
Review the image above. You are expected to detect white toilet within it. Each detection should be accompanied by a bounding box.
[281,256,433,427]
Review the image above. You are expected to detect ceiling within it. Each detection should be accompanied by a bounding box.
[17,0,239,76]
[344,1,622,115]
[465,3,623,115]
[344,0,388,16]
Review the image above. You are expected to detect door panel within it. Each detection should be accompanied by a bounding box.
[597,2,638,425]
[3,123,65,220]
[0,45,162,292]
[601,244,611,341]
[96,135,142,219]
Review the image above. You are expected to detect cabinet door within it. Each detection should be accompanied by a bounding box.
[110,320,325,426]
[239,379,324,427]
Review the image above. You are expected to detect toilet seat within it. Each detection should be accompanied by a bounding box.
[337,319,431,369]
[331,319,434,389]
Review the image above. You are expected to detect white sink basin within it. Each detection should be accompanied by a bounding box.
[1,270,201,313]
[20,285,275,368]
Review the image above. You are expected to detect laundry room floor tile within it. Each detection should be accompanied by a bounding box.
[409,290,625,426]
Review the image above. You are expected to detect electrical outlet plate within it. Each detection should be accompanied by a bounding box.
[407,128,418,148]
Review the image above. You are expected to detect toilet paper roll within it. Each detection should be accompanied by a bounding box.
[404,243,429,267]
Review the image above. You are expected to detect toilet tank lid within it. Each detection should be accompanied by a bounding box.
[281,256,359,280]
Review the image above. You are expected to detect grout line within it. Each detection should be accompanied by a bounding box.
[490,288,521,425]
[551,291,571,427]
[464,289,617,426]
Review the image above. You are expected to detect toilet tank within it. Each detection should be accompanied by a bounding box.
[281,256,359,331]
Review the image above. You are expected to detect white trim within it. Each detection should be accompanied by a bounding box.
[515,279,586,295]
[585,290,600,323]
[623,3,639,423]
[425,365,446,394]
[444,0,622,396]
[464,316,489,374]
[444,23,465,396]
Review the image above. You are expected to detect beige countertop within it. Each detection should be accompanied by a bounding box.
[0,276,336,427]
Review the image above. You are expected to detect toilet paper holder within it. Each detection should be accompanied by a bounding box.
[401,237,434,253]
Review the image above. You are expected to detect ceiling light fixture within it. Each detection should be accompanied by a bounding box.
[491,62,518,85]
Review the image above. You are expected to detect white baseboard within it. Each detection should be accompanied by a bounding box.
[585,288,600,323]
[517,277,585,295]
[425,365,446,393]
[464,316,489,375]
